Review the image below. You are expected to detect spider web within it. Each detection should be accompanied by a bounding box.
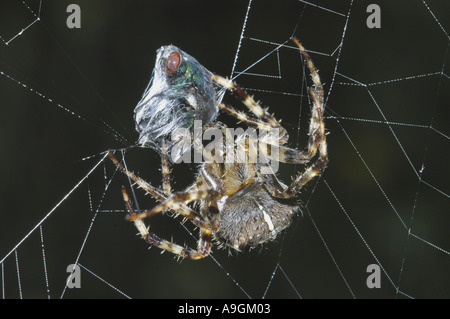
[0,0,448,299]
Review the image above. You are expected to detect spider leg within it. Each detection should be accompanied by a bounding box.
[161,140,172,195]
[109,151,167,202]
[257,137,318,165]
[217,103,283,141]
[277,38,328,198]
[122,187,212,260]
[146,228,212,260]
[121,187,152,243]
[128,188,220,221]
[212,75,289,144]
[108,151,215,230]
[241,38,327,198]
[281,89,327,197]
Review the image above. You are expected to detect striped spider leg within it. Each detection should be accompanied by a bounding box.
[109,151,219,259]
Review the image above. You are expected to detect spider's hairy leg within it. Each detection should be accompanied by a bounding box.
[256,137,321,166]
[122,187,150,239]
[128,188,220,221]
[279,38,328,197]
[108,151,216,230]
[122,187,212,260]
[212,74,288,144]
[146,228,213,260]
[108,151,167,202]
[217,103,273,136]
[161,141,172,195]
[283,88,327,196]
[293,37,324,97]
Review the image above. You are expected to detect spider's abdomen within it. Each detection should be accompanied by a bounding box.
[215,182,299,251]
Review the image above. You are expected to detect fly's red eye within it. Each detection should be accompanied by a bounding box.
[165,52,181,75]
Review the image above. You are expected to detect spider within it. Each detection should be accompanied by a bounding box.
[109,37,327,259]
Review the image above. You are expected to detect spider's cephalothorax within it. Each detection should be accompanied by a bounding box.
[110,38,328,259]
[134,45,222,156]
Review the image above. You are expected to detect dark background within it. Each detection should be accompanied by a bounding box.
[0,0,448,299]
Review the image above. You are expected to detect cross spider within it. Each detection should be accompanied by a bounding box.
[109,38,327,259]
